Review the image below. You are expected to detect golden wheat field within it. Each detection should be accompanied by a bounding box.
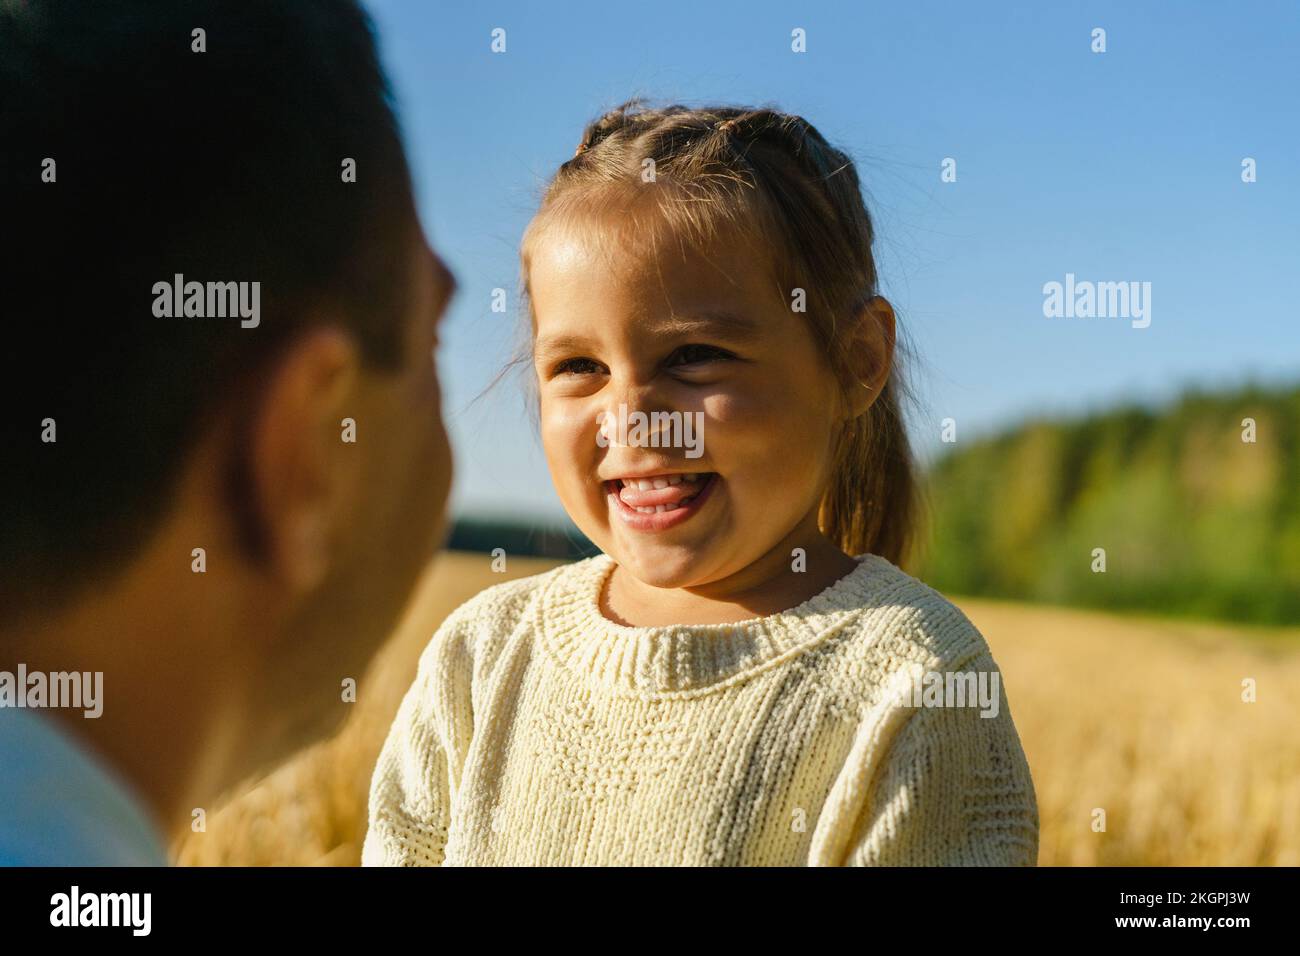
[175,551,1300,867]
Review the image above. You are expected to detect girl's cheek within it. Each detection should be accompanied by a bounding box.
[703,385,834,487]
[541,398,601,477]
[541,394,585,439]
[700,389,759,431]
[701,388,786,452]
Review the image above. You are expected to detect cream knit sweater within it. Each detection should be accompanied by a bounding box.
[362,553,1039,866]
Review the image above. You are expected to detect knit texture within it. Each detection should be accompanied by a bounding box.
[362,553,1039,866]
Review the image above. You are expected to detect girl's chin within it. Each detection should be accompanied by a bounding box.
[608,539,722,588]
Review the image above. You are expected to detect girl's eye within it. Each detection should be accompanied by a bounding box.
[666,344,734,367]
[553,356,604,376]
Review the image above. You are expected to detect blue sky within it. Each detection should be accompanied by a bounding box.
[366,0,1299,521]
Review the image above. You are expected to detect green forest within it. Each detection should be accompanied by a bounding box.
[916,383,1300,625]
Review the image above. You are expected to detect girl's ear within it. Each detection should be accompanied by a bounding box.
[844,296,896,419]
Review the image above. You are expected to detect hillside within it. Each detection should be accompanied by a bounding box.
[917,383,1300,625]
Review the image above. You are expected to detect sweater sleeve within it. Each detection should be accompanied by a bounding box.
[361,623,470,867]
[814,649,1039,866]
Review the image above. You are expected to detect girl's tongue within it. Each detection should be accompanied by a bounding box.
[616,474,711,509]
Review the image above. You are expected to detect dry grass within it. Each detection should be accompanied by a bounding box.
[971,599,1300,865]
[175,551,1300,866]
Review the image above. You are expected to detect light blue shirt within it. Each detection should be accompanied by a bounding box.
[0,708,170,866]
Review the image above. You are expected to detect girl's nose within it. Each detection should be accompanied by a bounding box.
[604,378,668,418]
[597,383,682,449]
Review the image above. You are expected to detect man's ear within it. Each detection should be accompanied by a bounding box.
[248,327,361,593]
[844,296,896,420]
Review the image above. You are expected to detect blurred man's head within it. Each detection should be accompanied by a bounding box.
[1,0,453,788]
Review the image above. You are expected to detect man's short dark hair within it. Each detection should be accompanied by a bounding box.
[1,0,418,611]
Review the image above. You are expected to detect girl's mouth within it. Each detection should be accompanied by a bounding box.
[604,471,718,531]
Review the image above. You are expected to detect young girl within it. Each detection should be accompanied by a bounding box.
[363,102,1039,866]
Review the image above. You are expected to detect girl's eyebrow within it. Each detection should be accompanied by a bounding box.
[534,311,761,362]
[650,310,762,342]
[533,333,594,363]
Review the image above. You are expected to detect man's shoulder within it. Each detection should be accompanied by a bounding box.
[0,709,169,867]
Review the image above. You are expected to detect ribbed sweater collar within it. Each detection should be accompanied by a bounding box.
[535,552,897,699]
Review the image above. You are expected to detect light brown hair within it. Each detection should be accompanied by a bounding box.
[521,100,919,566]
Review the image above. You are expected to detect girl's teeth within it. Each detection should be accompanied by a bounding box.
[632,502,684,514]
[617,472,711,489]
[615,473,713,511]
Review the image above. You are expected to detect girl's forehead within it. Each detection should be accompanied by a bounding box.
[526,200,782,295]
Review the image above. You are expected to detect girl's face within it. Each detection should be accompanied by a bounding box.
[530,213,848,591]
